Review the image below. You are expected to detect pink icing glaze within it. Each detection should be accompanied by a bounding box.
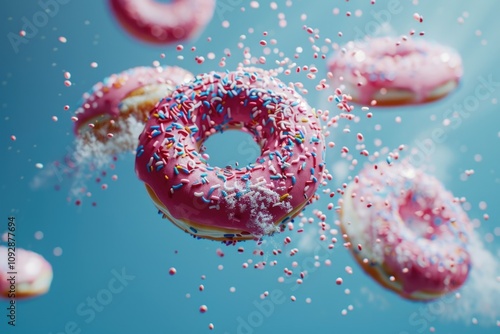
[340,161,472,300]
[74,66,194,135]
[109,0,216,44]
[328,37,463,106]
[0,246,53,299]
[135,68,325,243]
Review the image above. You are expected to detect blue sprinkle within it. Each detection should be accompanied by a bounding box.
[172,183,183,190]
[207,186,218,197]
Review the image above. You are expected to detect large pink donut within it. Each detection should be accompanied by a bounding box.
[109,0,216,44]
[74,66,193,149]
[135,68,325,243]
[0,246,53,299]
[339,161,472,300]
[328,37,463,106]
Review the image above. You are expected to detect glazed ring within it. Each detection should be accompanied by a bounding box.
[328,37,463,106]
[135,68,325,242]
[339,161,472,300]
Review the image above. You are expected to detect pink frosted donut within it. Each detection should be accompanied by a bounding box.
[74,66,193,150]
[328,37,463,106]
[109,0,216,44]
[339,161,472,300]
[135,68,325,243]
[0,246,53,299]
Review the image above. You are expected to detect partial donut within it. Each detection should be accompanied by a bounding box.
[0,246,53,299]
[109,0,216,44]
[74,66,193,152]
[339,161,472,300]
[328,37,463,106]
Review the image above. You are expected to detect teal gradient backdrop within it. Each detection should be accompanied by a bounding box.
[1,1,499,333]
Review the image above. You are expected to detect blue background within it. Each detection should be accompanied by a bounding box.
[1,1,499,333]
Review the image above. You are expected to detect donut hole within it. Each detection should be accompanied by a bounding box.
[200,130,261,169]
[398,192,441,239]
